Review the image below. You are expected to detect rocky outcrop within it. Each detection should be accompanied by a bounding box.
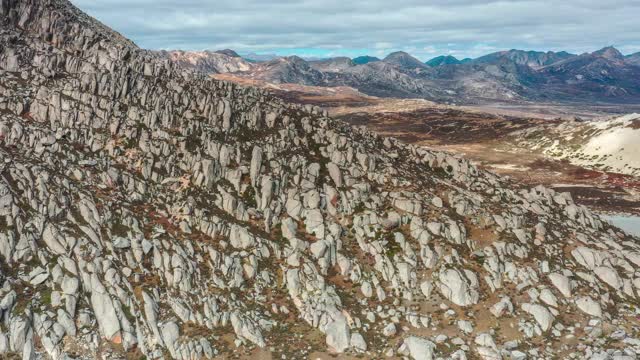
[159,50,253,74]
[437,268,480,306]
[399,336,436,360]
[0,1,638,359]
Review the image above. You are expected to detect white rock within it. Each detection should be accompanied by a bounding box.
[160,321,180,357]
[112,236,130,249]
[575,296,603,318]
[521,303,554,332]
[458,320,474,334]
[594,266,623,291]
[250,146,263,187]
[42,224,66,255]
[325,313,350,353]
[142,291,163,346]
[0,332,7,353]
[437,268,480,307]
[57,309,76,336]
[230,312,266,347]
[475,333,497,350]
[350,333,367,352]
[229,225,256,249]
[327,162,343,188]
[281,217,297,240]
[61,276,79,296]
[548,273,572,298]
[476,346,501,360]
[90,274,121,340]
[29,267,48,286]
[310,240,328,259]
[399,336,436,360]
[490,297,513,318]
[361,281,373,298]
[539,288,558,308]
[383,323,397,337]
[420,280,433,298]
[571,246,603,270]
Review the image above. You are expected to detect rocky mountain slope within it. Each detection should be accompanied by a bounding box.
[158,50,253,74]
[246,56,326,86]
[472,50,575,69]
[537,49,640,101]
[1,1,640,360]
[626,52,640,66]
[383,51,431,72]
[309,57,355,72]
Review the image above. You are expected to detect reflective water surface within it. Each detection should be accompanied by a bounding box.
[603,215,640,237]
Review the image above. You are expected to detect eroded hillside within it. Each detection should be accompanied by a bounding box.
[0,1,639,360]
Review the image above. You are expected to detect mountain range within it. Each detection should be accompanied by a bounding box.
[165,47,640,105]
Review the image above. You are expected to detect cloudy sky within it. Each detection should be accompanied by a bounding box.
[72,0,640,60]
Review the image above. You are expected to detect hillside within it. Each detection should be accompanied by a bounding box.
[511,114,640,177]
[472,50,575,69]
[158,50,253,74]
[1,1,640,360]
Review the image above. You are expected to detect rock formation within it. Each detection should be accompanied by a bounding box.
[0,0,639,359]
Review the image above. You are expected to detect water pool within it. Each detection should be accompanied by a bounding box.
[602,215,640,237]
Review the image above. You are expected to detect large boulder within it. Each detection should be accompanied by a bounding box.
[437,268,480,306]
[325,313,350,353]
[89,274,121,341]
[548,273,572,298]
[521,303,554,331]
[576,296,603,318]
[398,336,437,360]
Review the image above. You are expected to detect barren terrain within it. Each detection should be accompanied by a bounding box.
[4,1,640,360]
[215,74,640,216]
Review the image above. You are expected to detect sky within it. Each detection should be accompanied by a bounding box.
[72,0,640,61]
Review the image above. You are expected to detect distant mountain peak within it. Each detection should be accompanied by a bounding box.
[426,55,461,67]
[309,57,355,72]
[383,51,427,69]
[215,49,241,58]
[160,49,253,74]
[284,55,309,64]
[242,52,280,62]
[592,46,624,60]
[473,49,576,68]
[352,55,380,65]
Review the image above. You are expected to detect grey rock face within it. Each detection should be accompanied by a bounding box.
[325,314,350,353]
[437,268,480,307]
[0,1,638,359]
[521,303,555,332]
[399,336,436,360]
[90,274,121,341]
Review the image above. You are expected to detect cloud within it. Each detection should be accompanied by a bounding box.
[71,0,640,60]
